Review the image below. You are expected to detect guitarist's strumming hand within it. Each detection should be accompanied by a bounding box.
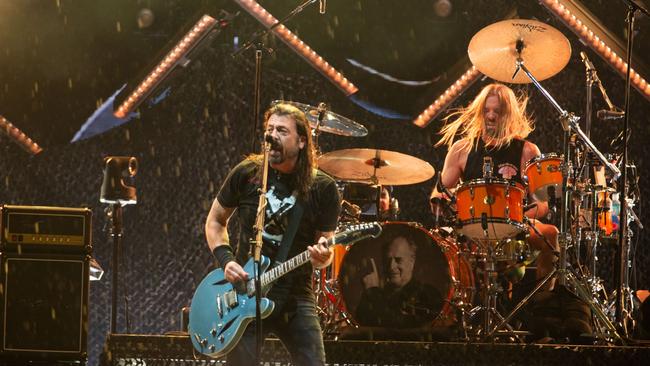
[308,236,333,269]
[224,261,249,284]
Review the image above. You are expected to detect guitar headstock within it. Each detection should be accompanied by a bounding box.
[334,222,382,246]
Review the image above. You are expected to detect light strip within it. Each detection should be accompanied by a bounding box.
[540,0,650,100]
[113,15,219,118]
[0,115,43,155]
[234,0,358,96]
[413,66,482,127]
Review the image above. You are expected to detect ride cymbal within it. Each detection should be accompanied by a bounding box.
[468,19,571,84]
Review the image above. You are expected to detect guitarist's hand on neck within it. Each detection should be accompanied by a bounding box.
[308,234,334,269]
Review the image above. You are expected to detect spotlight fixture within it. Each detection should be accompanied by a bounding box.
[233,0,358,96]
[100,156,138,205]
[0,115,43,155]
[113,14,222,118]
[413,65,482,127]
[540,0,650,100]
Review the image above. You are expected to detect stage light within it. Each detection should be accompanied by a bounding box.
[540,0,650,100]
[0,115,43,155]
[413,66,482,127]
[434,0,453,18]
[113,15,220,119]
[234,0,358,96]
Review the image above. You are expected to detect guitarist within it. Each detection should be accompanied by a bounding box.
[205,102,341,365]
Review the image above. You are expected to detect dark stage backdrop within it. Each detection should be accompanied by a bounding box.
[0,1,649,365]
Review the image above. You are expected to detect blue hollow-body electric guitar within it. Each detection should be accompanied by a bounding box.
[188,222,382,358]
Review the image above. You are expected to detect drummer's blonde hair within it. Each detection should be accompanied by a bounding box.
[435,83,534,152]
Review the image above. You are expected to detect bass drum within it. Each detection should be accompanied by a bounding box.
[338,222,474,328]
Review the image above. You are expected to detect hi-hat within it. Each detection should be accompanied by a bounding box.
[318,148,435,186]
[468,19,571,84]
[272,100,368,137]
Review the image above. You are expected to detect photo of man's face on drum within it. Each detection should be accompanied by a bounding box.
[339,223,471,331]
[385,236,416,289]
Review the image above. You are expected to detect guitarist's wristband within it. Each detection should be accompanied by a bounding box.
[212,245,235,270]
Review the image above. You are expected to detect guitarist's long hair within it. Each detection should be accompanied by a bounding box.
[246,103,316,198]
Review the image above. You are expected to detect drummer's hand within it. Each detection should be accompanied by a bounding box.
[363,258,380,289]
[224,261,249,284]
[308,236,333,269]
[430,192,449,215]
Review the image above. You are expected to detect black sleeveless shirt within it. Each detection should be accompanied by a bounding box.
[463,138,526,184]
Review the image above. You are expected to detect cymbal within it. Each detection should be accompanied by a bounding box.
[468,19,571,84]
[318,148,435,186]
[273,100,368,137]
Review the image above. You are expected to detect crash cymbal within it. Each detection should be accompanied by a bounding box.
[318,148,435,186]
[272,100,368,137]
[468,19,571,84]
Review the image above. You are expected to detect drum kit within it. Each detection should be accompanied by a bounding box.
[283,18,638,343]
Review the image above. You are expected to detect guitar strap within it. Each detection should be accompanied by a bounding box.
[273,191,304,265]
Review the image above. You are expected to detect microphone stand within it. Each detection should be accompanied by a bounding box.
[615,0,649,337]
[232,3,322,359]
[251,140,271,363]
[231,0,321,152]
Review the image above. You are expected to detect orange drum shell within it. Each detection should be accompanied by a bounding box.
[525,156,563,199]
[456,180,525,224]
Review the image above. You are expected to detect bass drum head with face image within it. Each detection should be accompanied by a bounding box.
[338,222,473,328]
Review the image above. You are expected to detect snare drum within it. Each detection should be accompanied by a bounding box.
[338,222,474,328]
[524,153,563,201]
[455,178,526,241]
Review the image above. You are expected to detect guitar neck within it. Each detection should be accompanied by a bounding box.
[261,236,335,287]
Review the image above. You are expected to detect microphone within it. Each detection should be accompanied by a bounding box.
[580,51,595,71]
[389,198,400,219]
[597,109,625,120]
[319,0,326,14]
[523,202,538,212]
[264,134,280,150]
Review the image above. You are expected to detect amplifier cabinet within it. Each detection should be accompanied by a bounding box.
[1,205,92,254]
[0,252,89,362]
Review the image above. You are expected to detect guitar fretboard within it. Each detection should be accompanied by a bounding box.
[261,249,314,287]
[257,223,378,288]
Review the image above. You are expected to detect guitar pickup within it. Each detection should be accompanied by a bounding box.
[216,295,223,318]
[224,290,238,308]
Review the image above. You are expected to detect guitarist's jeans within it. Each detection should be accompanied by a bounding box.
[226,299,325,366]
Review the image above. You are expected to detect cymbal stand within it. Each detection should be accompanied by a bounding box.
[312,102,327,156]
[607,199,643,334]
[615,0,649,336]
[313,268,355,337]
[510,57,623,343]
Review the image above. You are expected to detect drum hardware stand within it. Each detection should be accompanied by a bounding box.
[467,240,527,341]
[607,199,643,335]
[312,102,327,156]
[510,54,623,343]
[615,0,648,338]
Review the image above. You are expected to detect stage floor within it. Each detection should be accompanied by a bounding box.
[101,333,650,366]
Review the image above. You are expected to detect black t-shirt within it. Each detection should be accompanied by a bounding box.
[463,138,526,184]
[217,159,341,309]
